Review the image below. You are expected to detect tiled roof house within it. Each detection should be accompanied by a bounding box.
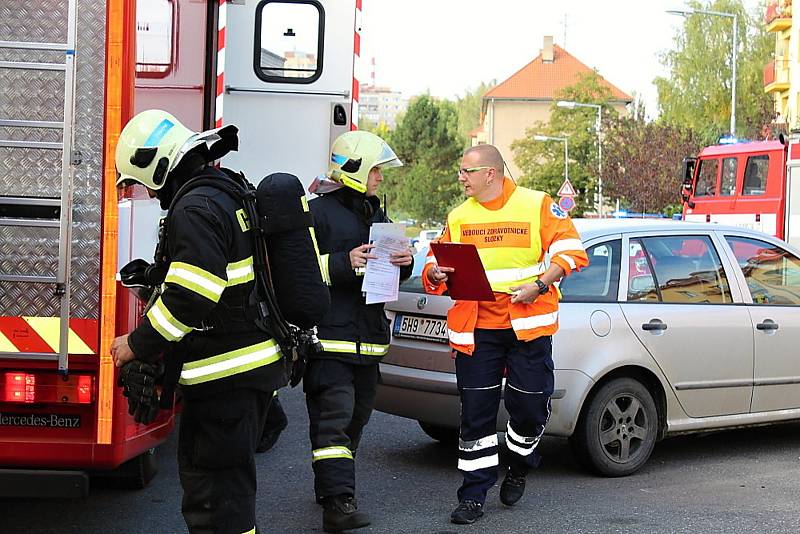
[473,37,632,179]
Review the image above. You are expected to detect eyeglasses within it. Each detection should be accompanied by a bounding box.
[457,166,492,177]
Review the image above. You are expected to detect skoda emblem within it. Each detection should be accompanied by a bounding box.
[417,296,427,310]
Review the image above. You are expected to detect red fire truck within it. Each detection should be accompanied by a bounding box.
[681,136,800,250]
[0,0,360,497]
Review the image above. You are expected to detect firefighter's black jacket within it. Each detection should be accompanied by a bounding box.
[128,166,287,399]
[309,187,413,365]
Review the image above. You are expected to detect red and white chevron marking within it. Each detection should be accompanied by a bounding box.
[215,0,228,128]
[351,0,363,130]
[0,317,99,355]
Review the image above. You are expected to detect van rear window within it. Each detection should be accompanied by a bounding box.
[254,0,324,84]
[136,0,175,78]
[742,155,769,196]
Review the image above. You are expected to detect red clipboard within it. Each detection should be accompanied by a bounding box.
[430,242,496,302]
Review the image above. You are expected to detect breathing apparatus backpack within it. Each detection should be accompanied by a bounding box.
[167,168,331,386]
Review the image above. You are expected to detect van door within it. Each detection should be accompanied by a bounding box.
[619,233,754,417]
[221,0,355,189]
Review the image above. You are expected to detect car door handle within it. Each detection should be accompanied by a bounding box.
[642,319,667,331]
[756,320,779,331]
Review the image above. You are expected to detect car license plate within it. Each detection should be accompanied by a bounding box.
[393,314,449,343]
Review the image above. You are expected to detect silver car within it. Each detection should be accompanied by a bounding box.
[375,219,800,476]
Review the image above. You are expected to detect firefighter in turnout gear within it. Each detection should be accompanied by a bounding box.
[306,130,413,532]
[423,144,589,525]
[111,109,287,534]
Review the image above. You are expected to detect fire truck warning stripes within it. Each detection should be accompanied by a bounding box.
[350,0,362,130]
[0,317,98,355]
[215,0,227,128]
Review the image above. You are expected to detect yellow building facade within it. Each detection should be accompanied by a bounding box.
[765,0,795,126]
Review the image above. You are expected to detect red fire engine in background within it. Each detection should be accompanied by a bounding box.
[681,135,800,251]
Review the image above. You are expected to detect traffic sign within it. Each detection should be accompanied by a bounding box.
[557,179,577,197]
[559,195,576,212]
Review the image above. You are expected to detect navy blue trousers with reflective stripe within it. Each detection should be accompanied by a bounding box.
[455,329,553,504]
[304,358,379,499]
[178,388,271,534]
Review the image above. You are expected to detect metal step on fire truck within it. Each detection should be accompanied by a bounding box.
[0,0,360,497]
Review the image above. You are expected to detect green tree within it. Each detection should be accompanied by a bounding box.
[454,81,495,146]
[383,95,464,225]
[511,72,619,215]
[655,0,773,144]
[358,118,391,139]
[603,101,703,214]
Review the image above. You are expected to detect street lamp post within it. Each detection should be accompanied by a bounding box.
[556,100,603,216]
[667,7,738,136]
[533,134,569,184]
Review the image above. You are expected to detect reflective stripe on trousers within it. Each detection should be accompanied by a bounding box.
[312,446,353,462]
[458,433,499,472]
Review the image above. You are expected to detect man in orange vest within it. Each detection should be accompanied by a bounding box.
[423,144,588,524]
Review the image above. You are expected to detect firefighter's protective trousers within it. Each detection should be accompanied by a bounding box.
[456,329,553,504]
[178,388,271,534]
[304,358,379,498]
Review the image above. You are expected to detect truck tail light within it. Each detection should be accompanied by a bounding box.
[5,373,35,403]
[2,372,94,404]
[78,375,92,404]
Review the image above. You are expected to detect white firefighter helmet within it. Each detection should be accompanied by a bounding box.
[115,109,197,190]
[327,130,403,193]
[115,108,244,192]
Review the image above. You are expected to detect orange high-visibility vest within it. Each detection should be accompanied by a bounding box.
[444,186,560,354]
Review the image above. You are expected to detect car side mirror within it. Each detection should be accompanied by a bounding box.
[680,157,696,204]
[681,157,696,188]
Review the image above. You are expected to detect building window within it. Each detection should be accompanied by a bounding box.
[136,0,175,78]
[254,0,324,84]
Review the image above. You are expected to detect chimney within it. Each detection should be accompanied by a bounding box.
[542,35,554,63]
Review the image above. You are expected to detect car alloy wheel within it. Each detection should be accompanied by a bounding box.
[570,377,658,477]
[598,392,649,463]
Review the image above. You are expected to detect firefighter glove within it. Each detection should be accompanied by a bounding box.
[118,360,164,425]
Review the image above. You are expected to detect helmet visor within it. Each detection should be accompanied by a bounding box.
[375,143,403,169]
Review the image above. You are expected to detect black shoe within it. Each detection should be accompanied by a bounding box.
[450,500,484,525]
[322,495,371,533]
[255,399,288,453]
[499,468,526,506]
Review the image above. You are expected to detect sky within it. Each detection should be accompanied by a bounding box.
[359,0,763,118]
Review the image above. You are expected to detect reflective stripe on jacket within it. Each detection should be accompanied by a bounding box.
[309,188,413,364]
[128,167,286,398]
[423,184,588,354]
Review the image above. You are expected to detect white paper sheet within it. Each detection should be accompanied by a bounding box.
[362,223,408,304]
